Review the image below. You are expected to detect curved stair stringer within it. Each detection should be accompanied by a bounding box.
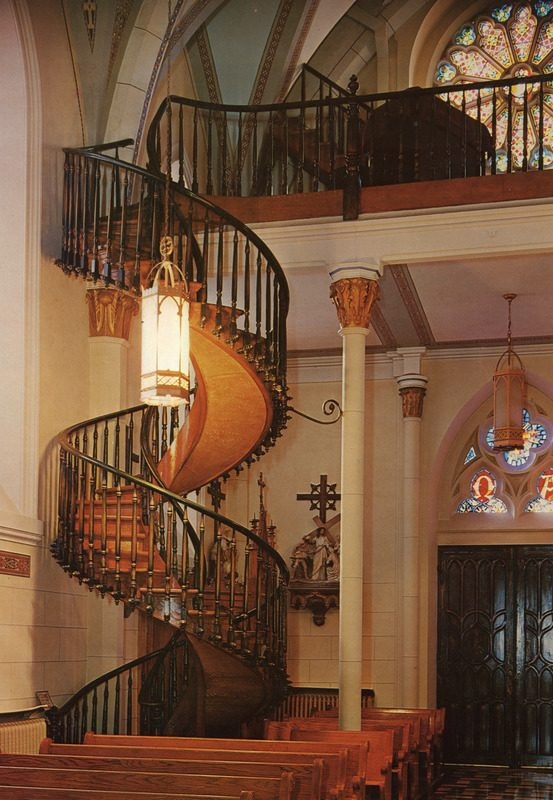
[162,632,274,737]
[156,303,274,495]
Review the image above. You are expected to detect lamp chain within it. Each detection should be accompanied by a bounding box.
[165,0,172,237]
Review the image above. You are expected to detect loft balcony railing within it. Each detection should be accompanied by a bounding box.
[146,70,553,220]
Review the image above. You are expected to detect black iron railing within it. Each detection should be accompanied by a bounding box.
[146,70,553,219]
[57,145,289,396]
[51,401,289,671]
[45,633,189,743]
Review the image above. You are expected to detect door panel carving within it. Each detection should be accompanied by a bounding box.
[439,546,553,767]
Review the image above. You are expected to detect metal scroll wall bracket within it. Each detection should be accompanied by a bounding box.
[288,399,342,425]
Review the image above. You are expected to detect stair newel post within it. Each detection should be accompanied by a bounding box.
[91,687,98,733]
[101,682,109,734]
[214,220,224,337]
[126,669,133,734]
[113,673,121,734]
[229,229,239,345]
[343,74,360,221]
[129,486,138,604]
[114,480,122,599]
[227,533,237,648]
[196,514,206,636]
[146,494,156,613]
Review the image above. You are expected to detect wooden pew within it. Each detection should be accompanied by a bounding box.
[1,752,322,800]
[0,763,293,799]
[266,720,407,800]
[276,727,393,800]
[69,736,358,799]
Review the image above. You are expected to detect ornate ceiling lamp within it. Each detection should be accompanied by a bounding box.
[493,293,526,451]
[140,0,190,407]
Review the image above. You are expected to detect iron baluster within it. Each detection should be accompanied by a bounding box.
[191,105,198,193]
[313,101,321,191]
[236,111,243,196]
[126,670,133,735]
[522,82,529,172]
[113,674,121,734]
[132,176,144,293]
[329,101,336,189]
[242,239,251,356]
[101,682,109,734]
[100,470,108,590]
[72,704,80,744]
[80,695,88,742]
[507,86,513,173]
[213,221,224,337]
[114,482,122,599]
[178,103,185,189]
[265,260,272,374]
[180,505,189,628]
[492,86,498,175]
[91,687,98,733]
[255,251,262,365]
[229,229,239,345]
[146,494,156,612]
[161,406,168,456]
[129,487,138,604]
[196,514,205,636]
[222,110,228,195]
[241,541,253,654]
[539,80,545,170]
[212,525,222,641]
[343,75,360,220]
[252,115,258,193]
[227,534,237,648]
[297,106,305,193]
[461,91,467,178]
[80,157,90,275]
[206,108,213,194]
[201,209,209,324]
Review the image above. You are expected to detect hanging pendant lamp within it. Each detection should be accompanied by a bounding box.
[492,293,526,451]
[140,236,190,407]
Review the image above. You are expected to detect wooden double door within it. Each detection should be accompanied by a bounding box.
[438,546,553,766]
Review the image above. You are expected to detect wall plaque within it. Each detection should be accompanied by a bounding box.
[0,550,31,577]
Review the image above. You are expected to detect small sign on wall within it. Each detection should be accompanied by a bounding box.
[0,550,30,577]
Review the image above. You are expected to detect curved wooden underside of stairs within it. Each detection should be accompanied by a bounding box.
[157,303,273,495]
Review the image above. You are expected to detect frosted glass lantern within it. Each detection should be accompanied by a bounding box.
[140,237,190,407]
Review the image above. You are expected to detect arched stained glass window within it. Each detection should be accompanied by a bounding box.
[457,468,509,513]
[435,2,553,170]
[525,467,553,510]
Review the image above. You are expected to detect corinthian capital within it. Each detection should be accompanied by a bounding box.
[86,286,139,340]
[330,277,379,329]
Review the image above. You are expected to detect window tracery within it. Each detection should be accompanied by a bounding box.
[435,1,553,170]
[453,405,553,518]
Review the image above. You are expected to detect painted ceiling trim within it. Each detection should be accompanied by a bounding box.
[196,25,222,103]
[132,0,221,164]
[371,302,397,349]
[389,264,436,346]
[249,0,294,105]
[277,0,320,101]
[107,0,137,82]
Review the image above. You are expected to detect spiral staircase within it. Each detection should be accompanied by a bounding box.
[46,136,290,740]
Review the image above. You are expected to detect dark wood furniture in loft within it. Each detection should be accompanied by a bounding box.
[271,92,493,190]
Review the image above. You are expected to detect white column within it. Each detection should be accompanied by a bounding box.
[394,350,427,707]
[330,262,382,730]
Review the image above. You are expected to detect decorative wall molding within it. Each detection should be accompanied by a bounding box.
[0,511,42,546]
[0,549,31,577]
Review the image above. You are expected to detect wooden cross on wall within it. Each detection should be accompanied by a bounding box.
[297,474,341,544]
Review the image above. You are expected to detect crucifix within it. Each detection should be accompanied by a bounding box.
[207,478,226,512]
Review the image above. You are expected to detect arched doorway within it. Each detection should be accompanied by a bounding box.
[436,387,553,766]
